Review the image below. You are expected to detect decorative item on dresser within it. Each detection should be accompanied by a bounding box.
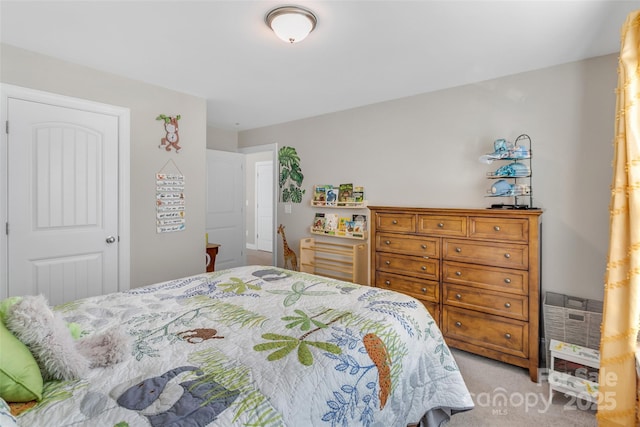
[369,206,543,382]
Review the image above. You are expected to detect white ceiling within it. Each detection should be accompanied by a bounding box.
[1,1,638,131]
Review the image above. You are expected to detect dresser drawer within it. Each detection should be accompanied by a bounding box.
[422,301,440,326]
[443,283,528,320]
[469,217,529,242]
[443,306,528,358]
[418,215,467,236]
[376,271,439,303]
[442,261,528,295]
[376,233,439,258]
[375,212,416,233]
[443,239,528,270]
[376,253,439,281]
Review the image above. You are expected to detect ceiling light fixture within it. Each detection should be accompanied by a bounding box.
[265,6,317,44]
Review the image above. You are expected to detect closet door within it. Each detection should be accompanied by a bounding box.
[7,98,120,305]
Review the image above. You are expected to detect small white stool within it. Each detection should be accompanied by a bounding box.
[548,339,600,407]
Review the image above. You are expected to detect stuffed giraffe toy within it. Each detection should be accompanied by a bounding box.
[277,224,298,271]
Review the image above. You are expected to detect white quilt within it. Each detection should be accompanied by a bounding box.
[17,266,473,427]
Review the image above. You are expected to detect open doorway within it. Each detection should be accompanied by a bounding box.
[240,144,278,266]
[255,160,273,252]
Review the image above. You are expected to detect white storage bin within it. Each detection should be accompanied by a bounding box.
[543,292,603,367]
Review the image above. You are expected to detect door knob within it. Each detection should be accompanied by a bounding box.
[106,236,116,244]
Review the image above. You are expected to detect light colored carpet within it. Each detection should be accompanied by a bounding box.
[446,349,597,427]
[246,249,273,266]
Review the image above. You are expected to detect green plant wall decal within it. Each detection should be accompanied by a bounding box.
[278,146,305,203]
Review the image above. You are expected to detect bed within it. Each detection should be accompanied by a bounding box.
[2,265,473,426]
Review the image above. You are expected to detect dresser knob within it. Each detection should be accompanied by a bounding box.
[455,247,462,253]
[504,333,512,340]
[455,321,462,327]
[438,223,444,228]
[421,287,427,293]
[421,244,427,249]
[385,260,391,265]
[421,266,427,271]
[455,271,462,276]
[385,280,391,286]
[504,278,511,284]
[455,293,462,300]
[504,253,511,259]
[392,220,398,224]
[494,225,501,231]
[504,302,511,308]
[385,240,391,245]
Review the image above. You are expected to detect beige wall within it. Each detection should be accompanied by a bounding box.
[2,41,615,301]
[1,44,208,288]
[239,54,617,301]
[207,125,237,151]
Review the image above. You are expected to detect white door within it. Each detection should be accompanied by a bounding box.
[255,161,273,252]
[6,98,120,305]
[206,150,245,270]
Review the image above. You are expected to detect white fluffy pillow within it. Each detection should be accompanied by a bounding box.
[76,327,130,368]
[5,295,89,381]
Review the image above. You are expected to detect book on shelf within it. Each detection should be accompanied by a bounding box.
[345,219,356,234]
[338,183,353,205]
[337,216,351,236]
[352,214,367,237]
[325,186,339,206]
[310,212,367,238]
[353,186,364,204]
[324,213,339,235]
[313,185,331,205]
[312,213,326,232]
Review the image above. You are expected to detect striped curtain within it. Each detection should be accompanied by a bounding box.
[597,10,640,427]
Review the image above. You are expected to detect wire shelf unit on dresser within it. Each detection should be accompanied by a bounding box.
[483,134,535,209]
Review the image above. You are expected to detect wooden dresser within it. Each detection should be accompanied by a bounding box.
[369,206,542,381]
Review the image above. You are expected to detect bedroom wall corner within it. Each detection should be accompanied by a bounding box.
[206,125,238,151]
[238,54,618,301]
[0,43,208,289]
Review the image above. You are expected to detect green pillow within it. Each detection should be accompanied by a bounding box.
[0,297,21,324]
[0,314,43,402]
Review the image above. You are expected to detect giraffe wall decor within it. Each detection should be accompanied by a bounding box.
[277,224,298,271]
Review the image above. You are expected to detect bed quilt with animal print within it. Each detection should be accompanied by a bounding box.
[16,265,473,427]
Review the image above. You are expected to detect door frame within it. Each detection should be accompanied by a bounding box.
[254,160,273,252]
[239,143,278,266]
[0,83,131,299]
